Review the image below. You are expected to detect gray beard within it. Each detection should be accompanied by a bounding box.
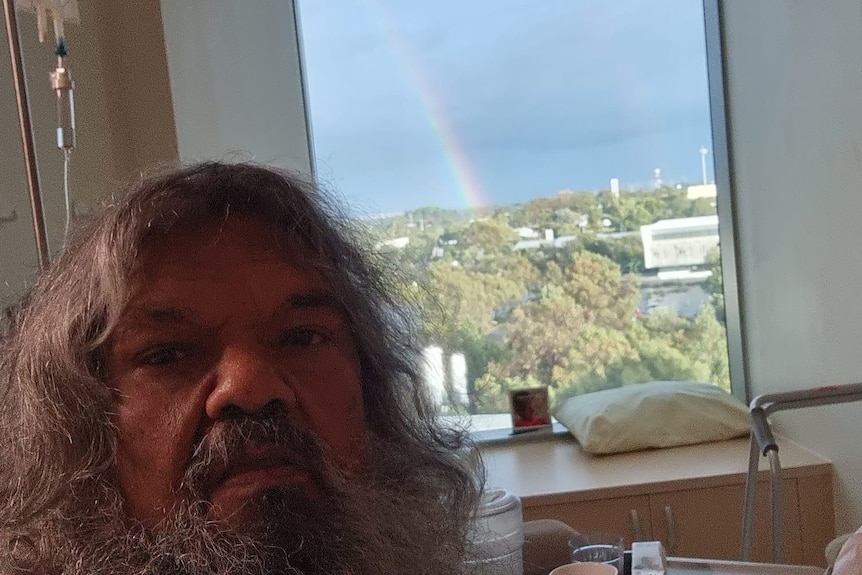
[53,438,469,575]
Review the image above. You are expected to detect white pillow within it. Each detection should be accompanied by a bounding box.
[553,381,750,454]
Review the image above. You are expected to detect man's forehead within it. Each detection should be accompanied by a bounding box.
[140,215,295,257]
[115,216,340,318]
[129,215,332,279]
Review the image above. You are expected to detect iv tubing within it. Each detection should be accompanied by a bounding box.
[3,0,51,272]
[62,147,70,243]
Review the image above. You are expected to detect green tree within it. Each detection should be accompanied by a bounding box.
[487,285,587,388]
[482,253,642,407]
[458,216,516,261]
[431,320,502,414]
[382,187,734,415]
[703,247,723,296]
[560,252,640,329]
[703,246,725,323]
[425,262,524,332]
[627,308,730,391]
[585,236,645,274]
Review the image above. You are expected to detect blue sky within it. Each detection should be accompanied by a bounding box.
[298,1,713,214]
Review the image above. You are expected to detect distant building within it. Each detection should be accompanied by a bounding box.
[513,232,579,251]
[438,232,459,246]
[421,346,469,409]
[610,177,620,198]
[641,215,719,271]
[514,227,540,239]
[450,353,468,405]
[376,236,410,250]
[421,346,446,406]
[686,183,717,200]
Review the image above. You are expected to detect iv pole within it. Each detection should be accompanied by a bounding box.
[3,0,51,272]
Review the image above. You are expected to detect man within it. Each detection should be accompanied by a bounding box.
[0,162,482,575]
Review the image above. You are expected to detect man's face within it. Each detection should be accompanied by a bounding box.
[105,216,367,526]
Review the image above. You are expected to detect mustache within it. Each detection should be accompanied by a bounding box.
[181,403,327,500]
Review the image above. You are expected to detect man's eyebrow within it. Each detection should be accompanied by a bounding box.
[112,292,344,339]
[117,306,198,330]
[108,306,201,348]
[283,290,343,312]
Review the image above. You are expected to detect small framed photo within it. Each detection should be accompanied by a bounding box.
[509,387,551,433]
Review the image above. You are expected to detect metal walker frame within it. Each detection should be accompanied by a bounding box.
[741,382,862,563]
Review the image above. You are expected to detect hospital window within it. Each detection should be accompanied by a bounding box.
[296,1,737,434]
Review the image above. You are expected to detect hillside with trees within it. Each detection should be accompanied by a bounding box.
[368,186,728,414]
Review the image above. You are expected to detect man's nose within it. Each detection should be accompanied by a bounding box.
[205,346,298,419]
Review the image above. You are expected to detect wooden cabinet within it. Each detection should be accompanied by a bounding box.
[648,481,802,563]
[481,436,835,567]
[522,494,653,545]
[522,482,805,563]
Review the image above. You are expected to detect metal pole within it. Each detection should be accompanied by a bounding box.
[740,433,759,561]
[3,0,51,272]
[742,383,862,562]
[767,451,784,564]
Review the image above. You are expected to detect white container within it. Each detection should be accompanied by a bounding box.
[465,488,524,575]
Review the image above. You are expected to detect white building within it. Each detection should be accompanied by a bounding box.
[514,227,540,239]
[686,183,717,200]
[513,229,580,251]
[376,236,410,250]
[640,215,719,271]
[421,346,446,406]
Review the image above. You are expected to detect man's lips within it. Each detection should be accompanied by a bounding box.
[209,446,312,495]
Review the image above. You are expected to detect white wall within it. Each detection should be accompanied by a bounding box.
[721,0,862,533]
[1,0,313,312]
[0,0,178,311]
[159,0,313,173]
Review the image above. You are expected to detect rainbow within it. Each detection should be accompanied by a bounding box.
[360,0,490,211]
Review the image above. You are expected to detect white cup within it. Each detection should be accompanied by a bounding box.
[549,562,618,575]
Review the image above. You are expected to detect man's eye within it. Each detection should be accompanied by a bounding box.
[278,328,330,347]
[138,345,186,366]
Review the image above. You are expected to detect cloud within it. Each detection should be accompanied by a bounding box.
[299,0,713,211]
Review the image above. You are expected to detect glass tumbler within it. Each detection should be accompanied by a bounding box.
[569,532,624,574]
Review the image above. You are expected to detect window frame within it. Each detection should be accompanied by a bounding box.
[704,0,748,403]
[292,0,750,438]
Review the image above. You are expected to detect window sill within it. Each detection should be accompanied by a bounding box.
[472,421,570,445]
